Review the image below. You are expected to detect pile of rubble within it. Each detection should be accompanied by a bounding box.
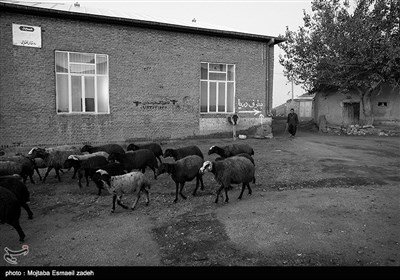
[325,124,399,136]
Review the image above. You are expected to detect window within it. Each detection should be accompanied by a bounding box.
[55,51,109,114]
[378,102,388,107]
[200,62,235,113]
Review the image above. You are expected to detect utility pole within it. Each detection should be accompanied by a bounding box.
[291,79,294,101]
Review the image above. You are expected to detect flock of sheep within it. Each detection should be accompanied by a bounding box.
[0,142,256,242]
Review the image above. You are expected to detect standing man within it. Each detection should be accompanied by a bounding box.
[231,112,239,140]
[286,108,299,138]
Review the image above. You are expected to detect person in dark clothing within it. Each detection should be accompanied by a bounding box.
[286,108,299,138]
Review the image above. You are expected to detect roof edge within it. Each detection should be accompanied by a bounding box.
[0,2,285,44]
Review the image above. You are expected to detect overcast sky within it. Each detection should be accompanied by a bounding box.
[22,0,313,107]
[81,0,313,107]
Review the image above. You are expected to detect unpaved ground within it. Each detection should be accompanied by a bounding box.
[1,119,399,267]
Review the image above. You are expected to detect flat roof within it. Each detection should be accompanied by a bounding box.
[0,1,285,44]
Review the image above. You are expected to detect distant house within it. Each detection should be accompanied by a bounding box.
[272,93,314,121]
[0,1,284,147]
[313,84,400,127]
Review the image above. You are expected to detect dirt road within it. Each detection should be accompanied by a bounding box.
[1,120,399,268]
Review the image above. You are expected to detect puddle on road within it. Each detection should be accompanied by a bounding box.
[152,209,271,266]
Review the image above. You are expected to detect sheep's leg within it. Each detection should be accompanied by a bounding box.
[238,183,246,200]
[247,183,252,195]
[54,168,62,182]
[85,169,90,187]
[192,175,204,196]
[78,169,83,188]
[179,182,187,200]
[9,220,25,242]
[116,195,128,209]
[200,175,204,190]
[192,177,199,196]
[157,157,162,164]
[148,162,157,180]
[215,185,225,203]
[143,188,150,206]
[131,188,142,211]
[22,174,28,184]
[29,171,36,184]
[35,168,42,181]
[21,203,33,219]
[179,185,187,199]
[224,187,229,203]
[174,182,179,203]
[72,167,78,179]
[111,195,117,212]
[42,167,53,182]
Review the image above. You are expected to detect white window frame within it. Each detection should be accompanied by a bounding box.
[55,50,110,114]
[200,62,235,114]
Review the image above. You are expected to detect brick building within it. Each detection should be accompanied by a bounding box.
[0,1,284,147]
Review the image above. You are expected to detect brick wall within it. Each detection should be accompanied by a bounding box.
[0,11,272,147]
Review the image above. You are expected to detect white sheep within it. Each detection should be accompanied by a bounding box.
[95,169,151,212]
[28,146,81,182]
[68,151,109,161]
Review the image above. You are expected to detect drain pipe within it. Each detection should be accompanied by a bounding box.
[265,38,275,116]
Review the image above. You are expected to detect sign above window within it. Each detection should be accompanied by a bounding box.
[12,24,42,48]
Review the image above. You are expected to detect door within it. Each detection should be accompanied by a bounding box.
[299,101,312,118]
[343,102,360,125]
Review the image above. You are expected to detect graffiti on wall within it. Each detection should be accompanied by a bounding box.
[133,99,178,110]
[237,99,263,115]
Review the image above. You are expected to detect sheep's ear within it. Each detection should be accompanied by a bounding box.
[27,148,36,155]
[209,146,215,151]
[96,169,107,175]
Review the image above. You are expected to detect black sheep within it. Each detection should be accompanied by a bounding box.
[108,150,158,179]
[81,144,125,155]
[0,155,37,184]
[215,153,255,165]
[127,142,163,164]
[0,186,26,242]
[0,161,33,185]
[64,156,109,188]
[208,144,254,158]
[215,153,256,186]
[200,156,255,204]
[163,145,204,161]
[157,155,204,203]
[0,176,33,219]
[90,163,127,195]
